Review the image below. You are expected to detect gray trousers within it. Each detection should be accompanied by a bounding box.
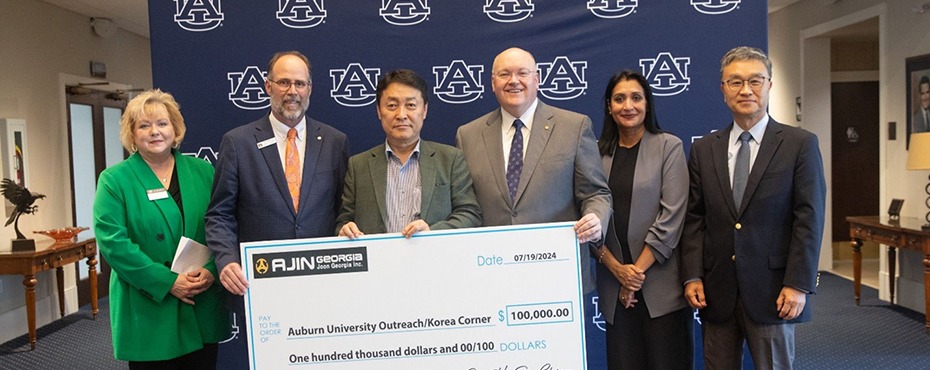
[702,298,795,370]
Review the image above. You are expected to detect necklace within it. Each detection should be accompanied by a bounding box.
[142,154,174,187]
[154,166,173,186]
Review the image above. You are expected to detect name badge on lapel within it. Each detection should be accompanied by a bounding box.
[147,189,169,201]
[257,138,276,149]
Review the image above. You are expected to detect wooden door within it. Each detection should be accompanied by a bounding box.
[831,81,880,242]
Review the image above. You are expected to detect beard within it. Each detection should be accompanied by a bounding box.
[271,94,309,121]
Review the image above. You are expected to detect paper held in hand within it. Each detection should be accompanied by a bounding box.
[170,236,212,274]
[240,222,587,370]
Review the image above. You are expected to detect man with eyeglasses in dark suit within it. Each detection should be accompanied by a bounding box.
[680,46,826,370]
[205,51,349,365]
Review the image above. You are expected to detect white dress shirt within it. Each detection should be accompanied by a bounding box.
[727,114,769,187]
[268,113,307,177]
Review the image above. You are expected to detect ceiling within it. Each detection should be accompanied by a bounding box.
[769,0,804,14]
[820,17,880,42]
[40,0,803,40]
[39,0,150,38]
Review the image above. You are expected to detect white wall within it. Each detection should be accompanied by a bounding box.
[801,36,833,271]
[770,0,930,313]
[0,0,152,344]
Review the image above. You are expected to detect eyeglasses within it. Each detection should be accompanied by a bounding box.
[723,77,768,92]
[494,69,536,80]
[268,78,310,91]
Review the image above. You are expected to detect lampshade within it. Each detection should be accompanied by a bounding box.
[907,132,930,170]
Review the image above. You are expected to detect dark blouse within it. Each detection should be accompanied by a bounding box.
[166,162,184,222]
[608,142,640,264]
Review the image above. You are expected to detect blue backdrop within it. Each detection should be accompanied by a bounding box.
[149,1,766,369]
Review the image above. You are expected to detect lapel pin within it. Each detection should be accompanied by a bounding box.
[317,135,322,141]
[544,125,550,130]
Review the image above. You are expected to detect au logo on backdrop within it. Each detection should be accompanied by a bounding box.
[587,0,637,19]
[483,0,534,23]
[537,56,587,101]
[228,66,270,110]
[184,147,220,164]
[639,52,690,96]
[277,0,327,28]
[591,296,606,331]
[174,0,223,32]
[330,63,381,107]
[433,61,484,104]
[691,0,740,15]
[380,0,430,26]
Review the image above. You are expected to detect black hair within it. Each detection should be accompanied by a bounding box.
[376,69,429,105]
[597,70,662,156]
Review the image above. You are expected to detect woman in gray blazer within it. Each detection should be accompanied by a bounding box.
[595,71,692,370]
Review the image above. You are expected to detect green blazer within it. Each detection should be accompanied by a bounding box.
[93,151,229,361]
[336,140,481,234]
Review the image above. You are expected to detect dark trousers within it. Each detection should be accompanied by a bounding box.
[606,293,694,370]
[128,343,218,370]
[702,298,795,370]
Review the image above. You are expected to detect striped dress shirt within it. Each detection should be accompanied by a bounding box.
[385,142,422,233]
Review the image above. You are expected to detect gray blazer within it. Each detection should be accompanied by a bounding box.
[598,131,689,322]
[456,100,612,292]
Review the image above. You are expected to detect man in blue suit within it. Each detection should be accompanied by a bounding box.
[206,51,349,296]
[680,46,825,369]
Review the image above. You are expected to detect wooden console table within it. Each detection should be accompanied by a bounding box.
[0,238,98,350]
[847,216,930,331]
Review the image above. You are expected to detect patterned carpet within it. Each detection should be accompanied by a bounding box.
[0,299,124,370]
[794,272,930,369]
[1,272,929,369]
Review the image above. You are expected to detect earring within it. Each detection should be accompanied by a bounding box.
[131,144,137,152]
[173,142,180,149]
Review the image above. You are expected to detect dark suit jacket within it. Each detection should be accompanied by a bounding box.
[456,100,612,292]
[681,118,825,325]
[335,140,481,234]
[205,115,349,275]
[598,131,689,323]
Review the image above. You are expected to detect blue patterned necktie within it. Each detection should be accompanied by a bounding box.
[733,131,752,209]
[506,119,524,203]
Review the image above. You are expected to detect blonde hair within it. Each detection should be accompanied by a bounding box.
[119,89,186,152]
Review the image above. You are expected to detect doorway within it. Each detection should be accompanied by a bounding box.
[800,9,885,287]
[65,88,127,306]
[831,81,881,286]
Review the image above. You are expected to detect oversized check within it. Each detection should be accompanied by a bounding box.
[241,222,587,370]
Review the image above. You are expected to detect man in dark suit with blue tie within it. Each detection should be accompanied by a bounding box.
[680,46,826,369]
[206,51,349,296]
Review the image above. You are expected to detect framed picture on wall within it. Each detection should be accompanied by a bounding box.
[906,53,930,149]
[0,118,29,188]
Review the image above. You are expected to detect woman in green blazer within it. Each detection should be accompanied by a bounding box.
[93,90,228,369]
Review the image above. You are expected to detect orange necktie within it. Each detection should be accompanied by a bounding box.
[285,128,301,212]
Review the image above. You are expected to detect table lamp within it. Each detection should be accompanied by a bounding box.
[907,132,930,231]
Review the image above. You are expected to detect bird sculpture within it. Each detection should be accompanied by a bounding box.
[1,178,46,240]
